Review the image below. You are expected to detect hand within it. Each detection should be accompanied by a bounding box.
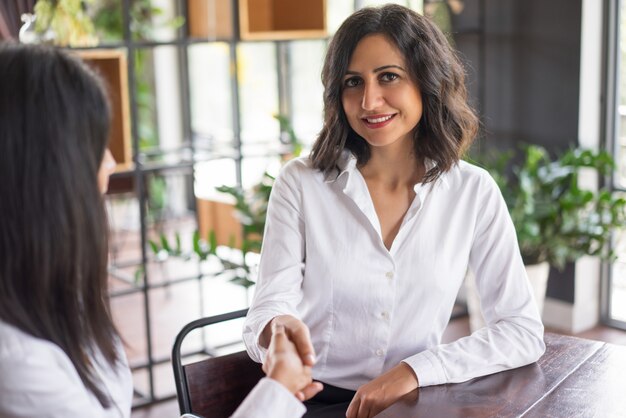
[260,315,316,367]
[263,324,324,401]
[346,363,418,418]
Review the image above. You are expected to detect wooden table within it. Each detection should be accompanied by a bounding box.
[375,332,626,417]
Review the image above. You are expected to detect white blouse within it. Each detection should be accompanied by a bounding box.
[0,319,133,418]
[244,153,545,390]
[232,378,305,418]
[0,319,305,418]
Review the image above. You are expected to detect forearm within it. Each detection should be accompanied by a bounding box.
[404,317,545,386]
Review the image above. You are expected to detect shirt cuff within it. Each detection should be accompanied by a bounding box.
[230,377,306,418]
[402,350,448,387]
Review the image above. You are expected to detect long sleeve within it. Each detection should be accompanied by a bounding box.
[243,161,307,363]
[402,172,546,386]
[230,378,306,418]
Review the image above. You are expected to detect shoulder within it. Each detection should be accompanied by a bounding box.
[0,319,75,374]
[0,320,46,360]
[0,320,92,416]
[279,157,316,177]
[443,160,500,194]
[275,157,323,187]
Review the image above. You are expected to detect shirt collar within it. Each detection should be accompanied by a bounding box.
[324,150,452,191]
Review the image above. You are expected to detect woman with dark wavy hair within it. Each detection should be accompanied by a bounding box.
[245,4,545,418]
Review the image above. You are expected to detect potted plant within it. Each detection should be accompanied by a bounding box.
[466,145,626,330]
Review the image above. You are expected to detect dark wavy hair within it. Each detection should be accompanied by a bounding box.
[311,4,478,182]
[0,43,119,408]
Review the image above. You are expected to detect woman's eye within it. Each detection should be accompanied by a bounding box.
[344,77,362,88]
[380,72,399,82]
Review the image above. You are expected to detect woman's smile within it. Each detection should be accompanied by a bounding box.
[361,113,397,129]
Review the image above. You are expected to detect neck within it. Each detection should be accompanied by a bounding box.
[359,140,424,188]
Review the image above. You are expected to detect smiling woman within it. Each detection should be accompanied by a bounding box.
[341,34,423,152]
[243,4,545,418]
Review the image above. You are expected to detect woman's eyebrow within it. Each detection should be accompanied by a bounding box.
[344,64,406,76]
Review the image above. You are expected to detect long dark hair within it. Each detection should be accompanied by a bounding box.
[0,43,119,407]
[311,4,478,182]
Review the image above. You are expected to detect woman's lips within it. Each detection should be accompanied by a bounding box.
[361,113,396,129]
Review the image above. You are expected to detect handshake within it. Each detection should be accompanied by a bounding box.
[263,316,323,401]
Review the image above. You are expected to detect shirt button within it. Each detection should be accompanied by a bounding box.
[376,349,384,357]
[381,311,390,320]
[385,271,394,279]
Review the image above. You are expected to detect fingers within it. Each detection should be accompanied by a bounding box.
[346,395,360,418]
[298,381,323,401]
[269,324,290,353]
[285,322,316,366]
[270,316,316,366]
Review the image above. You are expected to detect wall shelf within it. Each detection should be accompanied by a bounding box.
[239,0,327,40]
[74,49,133,172]
[187,0,327,41]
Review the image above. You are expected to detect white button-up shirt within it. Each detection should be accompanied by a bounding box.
[243,153,545,390]
[0,319,133,418]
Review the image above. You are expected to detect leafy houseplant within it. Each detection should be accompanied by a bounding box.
[33,0,98,46]
[465,145,626,330]
[149,115,302,290]
[476,145,626,270]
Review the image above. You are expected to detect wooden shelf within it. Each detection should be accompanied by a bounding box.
[188,0,234,39]
[74,49,132,172]
[239,0,327,40]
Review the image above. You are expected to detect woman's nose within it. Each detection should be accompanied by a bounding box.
[361,83,384,111]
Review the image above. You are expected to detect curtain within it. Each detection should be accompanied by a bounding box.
[0,0,37,40]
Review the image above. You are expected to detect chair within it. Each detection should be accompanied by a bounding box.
[172,308,265,418]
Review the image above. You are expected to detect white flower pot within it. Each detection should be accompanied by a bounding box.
[465,261,550,332]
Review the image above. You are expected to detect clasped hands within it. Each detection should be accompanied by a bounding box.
[262,316,323,401]
[262,315,419,418]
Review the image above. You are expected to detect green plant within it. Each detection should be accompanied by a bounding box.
[34,0,98,46]
[148,230,255,288]
[216,172,275,255]
[91,0,184,42]
[147,115,302,288]
[472,145,626,269]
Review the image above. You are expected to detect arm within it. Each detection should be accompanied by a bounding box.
[347,173,545,418]
[402,174,545,386]
[243,161,315,365]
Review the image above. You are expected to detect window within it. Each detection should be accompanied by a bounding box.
[605,0,626,327]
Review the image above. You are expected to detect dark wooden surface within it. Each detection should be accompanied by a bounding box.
[376,333,626,418]
[184,350,265,418]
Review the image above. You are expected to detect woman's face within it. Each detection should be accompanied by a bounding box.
[341,33,423,150]
[98,148,116,194]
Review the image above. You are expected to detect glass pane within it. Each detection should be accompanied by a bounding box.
[327,1,355,34]
[134,45,186,160]
[611,226,626,322]
[616,4,626,189]
[241,156,281,190]
[92,0,183,43]
[238,42,280,147]
[188,43,234,154]
[195,158,237,199]
[92,0,124,43]
[290,40,325,149]
[132,0,182,42]
[609,3,626,327]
